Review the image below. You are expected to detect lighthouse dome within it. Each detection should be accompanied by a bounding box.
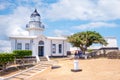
[30,9,40,18]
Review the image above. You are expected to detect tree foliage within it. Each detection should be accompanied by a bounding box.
[67,31,107,54]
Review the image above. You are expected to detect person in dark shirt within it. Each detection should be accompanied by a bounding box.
[74,50,79,59]
[78,50,82,58]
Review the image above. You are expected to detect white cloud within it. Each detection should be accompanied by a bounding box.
[73,22,117,30]
[0,1,12,10]
[0,0,120,50]
[0,0,47,39]
[53,29,71,37]
[44,0,120,21]
[45,0,92,20]
[0,40,11,52]
[0,6,32,38]
[1,0,119,39]
[0,0,45,51]
[97,0,120,20]
[0,3,7,10]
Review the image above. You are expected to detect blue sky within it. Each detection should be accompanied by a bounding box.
[0,0,120,51]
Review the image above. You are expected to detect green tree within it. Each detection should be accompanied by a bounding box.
[67,31,107,54]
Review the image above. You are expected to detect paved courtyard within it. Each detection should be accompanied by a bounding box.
[29,58,120,80]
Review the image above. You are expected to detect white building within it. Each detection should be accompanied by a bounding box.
[9,9,118,57]
[103,37,118,48]
[9,9,70,57]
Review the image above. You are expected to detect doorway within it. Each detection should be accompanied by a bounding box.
[38,46,44,56]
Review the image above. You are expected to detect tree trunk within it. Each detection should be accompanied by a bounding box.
[79,46,85,54]
[2,63,7,71]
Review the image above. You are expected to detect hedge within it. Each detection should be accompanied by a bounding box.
[0,50,32,70]
[0,53,15,70]
[13,50,32,58]
[0,53,15,65]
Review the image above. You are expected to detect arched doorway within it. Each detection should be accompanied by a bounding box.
[38,41,44,56]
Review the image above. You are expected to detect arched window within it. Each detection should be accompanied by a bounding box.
[39,41,44,45]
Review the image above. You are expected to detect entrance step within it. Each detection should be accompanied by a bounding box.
[4,63,51,80]
[39,57,48,61]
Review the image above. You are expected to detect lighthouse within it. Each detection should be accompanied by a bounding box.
[26,9,45,36]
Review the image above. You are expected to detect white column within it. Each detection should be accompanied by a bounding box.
[74,60,79,70]
[32,42,40,62]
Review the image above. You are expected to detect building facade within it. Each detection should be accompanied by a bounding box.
[9,9,70,57]
[9,9,118,57]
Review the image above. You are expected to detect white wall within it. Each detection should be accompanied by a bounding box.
[29,29,43,36]
[48,39,68,56]
[44,39,51,56]
[63,41,70,56]
[10,38,32,51]
[10,39,15,51]
[16,39,31,50]
[31,38,37,56]
[103,37,118,47]
[10,36,69,57]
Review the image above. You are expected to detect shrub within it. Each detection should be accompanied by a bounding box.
[13,50,32,58]
[107,51,119,59]
[0,53,15,70]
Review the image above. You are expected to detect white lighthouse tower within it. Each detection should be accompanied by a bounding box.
[26,9,45,36]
